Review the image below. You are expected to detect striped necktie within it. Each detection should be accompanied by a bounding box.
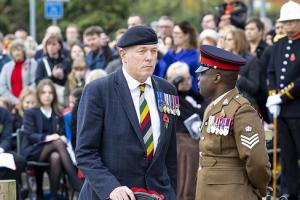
[139,84,154,161]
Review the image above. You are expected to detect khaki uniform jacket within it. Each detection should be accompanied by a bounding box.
[195,88,271,200]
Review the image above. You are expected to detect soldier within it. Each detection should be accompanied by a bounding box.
[266,1,300,199]
[195,45,271,200]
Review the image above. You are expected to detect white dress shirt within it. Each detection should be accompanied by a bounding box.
[122,67,160,153]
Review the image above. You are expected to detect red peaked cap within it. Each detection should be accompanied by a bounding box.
[196,45,246,73]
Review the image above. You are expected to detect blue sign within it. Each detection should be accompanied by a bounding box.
[45,1,63,20]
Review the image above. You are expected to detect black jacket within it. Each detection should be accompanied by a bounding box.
[0,107,13,151]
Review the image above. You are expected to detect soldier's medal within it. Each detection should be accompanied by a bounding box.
[207,116,214,133]
[215,117,221,135]
[219,118,226,135]
[175,96,180,116]
[222,118,232,136]
[157,91,164,112]
[210,116,216,134]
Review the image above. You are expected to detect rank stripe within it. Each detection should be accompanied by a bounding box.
[241,136,259,145]
[241,140,259,149]
[240,133,259,142]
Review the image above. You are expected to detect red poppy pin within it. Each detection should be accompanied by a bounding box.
[163,114,169,128]
[290,53,296,62]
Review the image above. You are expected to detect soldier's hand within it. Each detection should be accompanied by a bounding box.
[109,186,136,200]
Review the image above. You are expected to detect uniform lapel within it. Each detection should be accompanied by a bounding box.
[206,88,239,118]
[114,69,146,150]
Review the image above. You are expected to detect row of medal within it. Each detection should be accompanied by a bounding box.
[206,115,232,136]
[156,91,180,116]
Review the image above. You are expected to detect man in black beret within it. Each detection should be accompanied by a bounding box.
[76,25,177,200]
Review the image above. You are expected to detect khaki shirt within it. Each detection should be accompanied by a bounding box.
[195,88,271,200]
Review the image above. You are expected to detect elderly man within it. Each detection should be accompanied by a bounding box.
[266,1,300,199]
[195,45,271,200]
[76,26,177,200]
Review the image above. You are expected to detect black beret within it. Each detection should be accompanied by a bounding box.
[117,26,158,48]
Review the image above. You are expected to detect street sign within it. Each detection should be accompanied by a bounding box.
[44,1,63,20]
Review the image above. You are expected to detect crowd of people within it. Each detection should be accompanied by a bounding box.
[0,0,299,199]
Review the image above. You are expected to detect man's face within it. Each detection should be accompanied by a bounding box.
[245,22,262,43]
[157,19,173,39]
[282,20,300,36]
[275,22,285,35]
[66,27,79,43]
[120,44,158,82]
[127,16,143,28]
[202,15,216,30]
[11,47,24,61]
[84,34,102,52]
[198,69,216,98]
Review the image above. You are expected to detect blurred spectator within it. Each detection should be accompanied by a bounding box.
[216,25,236,49]
[127,15,145,28]
[35,34,71,104]
[265,29,276,46]
[201,13,217,31]
[64,24,81,50]
[85,69,107,84]
[35,25,69,60]
[109,28,127,51]
[217,0,247,29]
[84,26,112,70]
[0,97,10,110]
[64,58,87,106]
[0,39,37,105]
[166,61,207,200]
[35,34,70,86]
[11,87,37,132]
[106,29,127,74]
[0,42,11,72]
[2,34,16,54]
[157,21,200,92]
[69,42,85,62]
[14,29,28,41]
[24,37,38,59]
[22,79,82,199]
[273,21,286,42]
[224,28,260,106]
[157,16,174,40]
[199,29,219,46]
[245,17,267,59]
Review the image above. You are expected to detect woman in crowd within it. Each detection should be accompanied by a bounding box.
[69,42,85,63]
[0,39,37,105]
[11,87,37,132]
[64,58,87,106]
[223,28,260,106]
[166,62,207,200]
[22,79,82,200]
[157,21,199,91]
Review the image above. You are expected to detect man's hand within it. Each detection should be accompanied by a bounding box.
[109,186,136,200]
[268,105,280,117]
[266,94,282,107]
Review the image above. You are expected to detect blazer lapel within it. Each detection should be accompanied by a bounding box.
[114,69,146,149]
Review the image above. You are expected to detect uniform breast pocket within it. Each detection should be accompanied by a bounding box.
[203,134,222,154]
[204,168,245,185]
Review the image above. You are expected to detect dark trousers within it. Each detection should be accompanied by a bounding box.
[278,117,300,197]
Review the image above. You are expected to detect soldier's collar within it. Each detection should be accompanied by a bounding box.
[288,31,300,40]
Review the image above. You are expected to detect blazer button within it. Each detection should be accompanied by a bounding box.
[201,136,205,140]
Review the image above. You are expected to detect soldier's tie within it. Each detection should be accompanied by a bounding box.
[139,84,154,161]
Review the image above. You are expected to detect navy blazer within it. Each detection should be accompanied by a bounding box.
[76,69,177,200]
[0,107,13,151]
[22,108,65,160]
